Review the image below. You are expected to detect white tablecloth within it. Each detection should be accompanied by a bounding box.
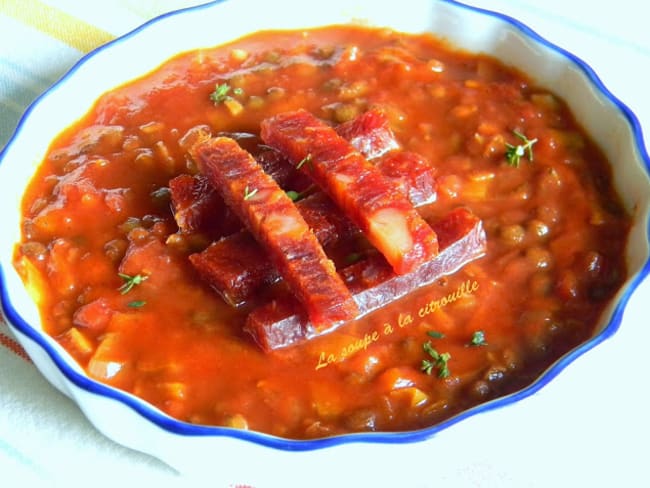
[2,1,649,486]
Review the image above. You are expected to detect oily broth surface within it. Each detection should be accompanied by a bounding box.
[14,26,629,438]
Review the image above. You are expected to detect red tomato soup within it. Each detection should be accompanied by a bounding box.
[14,26,629,439]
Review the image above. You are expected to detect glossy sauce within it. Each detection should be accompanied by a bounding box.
[15,26,629,438]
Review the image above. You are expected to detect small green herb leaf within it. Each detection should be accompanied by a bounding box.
[421,359,436,376]
[420,340,451,378]
[344,252,364,264]
[296,154,313,170]
[210,83,232,104]
[127,300,147,308]
[427,330,446,339]
[505,130,537,167]
[437,352,451,378]
[469,330,487,346]
[118,273,148,295]
[210,83,244,105]
[423,340,438,359]
[243,186,259,201]
[286,190,301,201]
[285,184,316,203]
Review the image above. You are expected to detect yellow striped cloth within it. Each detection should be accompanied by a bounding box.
[0,0,203,149]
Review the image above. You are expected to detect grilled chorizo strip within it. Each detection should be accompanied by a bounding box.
[245,208,486,352]
[335,108,400,160]
[375,150,437,206]
[260,109,439,274]
[175,145,436,239]
[171,108,433,236]
[189,192,356,306]
[188,232,278,307]
[339,108,437,206]
[169,173,241,239]
[184,111,436,306]
[188,151,438,306]
[192,136,358,329]
[169,140,308,238]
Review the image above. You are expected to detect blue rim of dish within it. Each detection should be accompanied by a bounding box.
[1,0,650,452]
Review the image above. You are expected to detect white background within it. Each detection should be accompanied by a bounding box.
[1,1,649,486]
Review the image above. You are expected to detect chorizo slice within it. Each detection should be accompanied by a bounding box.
[375,151,437,206]
[335,108,401,160]
[171,109,436,236]
[188,232,280,307]
[244,208,486,352]
[191,136,358,330]
[184,112,437,306]
[219,131,313,191]
[188,166,438,308]
[188,192,356,306]
[260,108,439,274]
[170,137,309,239]
[169,174,240,239]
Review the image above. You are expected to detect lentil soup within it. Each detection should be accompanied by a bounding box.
[14,26,629,439]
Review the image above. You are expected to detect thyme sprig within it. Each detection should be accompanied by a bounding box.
[210,82,244,105]
[243,185,259,201]
[505,130,537,167]
[469,330,487,347]
[421,341,451,378]
[118,273,148,295]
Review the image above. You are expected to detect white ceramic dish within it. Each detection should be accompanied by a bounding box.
[1,0,649,481]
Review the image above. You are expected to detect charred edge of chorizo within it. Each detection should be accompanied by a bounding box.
[244,207,486,352]
[170,109,435,236]
[260,108,439,275]
[192,136,358,330]
[187,193,353,305]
